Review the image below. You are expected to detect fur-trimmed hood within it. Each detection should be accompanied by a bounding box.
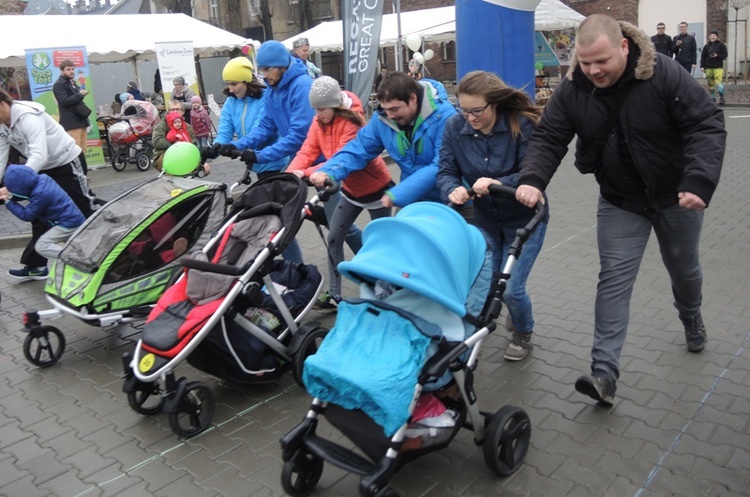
[567,21,656,81]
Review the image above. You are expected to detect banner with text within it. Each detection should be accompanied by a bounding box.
[156,41,200,104]
[343,0,385,105]
[24,46,105,167]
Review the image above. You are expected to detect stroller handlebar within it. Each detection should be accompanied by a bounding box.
[302,177,340,203]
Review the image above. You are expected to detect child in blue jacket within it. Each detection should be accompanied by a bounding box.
[1,165,85,279]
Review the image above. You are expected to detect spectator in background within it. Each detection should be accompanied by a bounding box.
[673,21,698,73]
[374,67,388,91]
[52,59,90,174]
[292,37,322,79]
[171,76,196,124]
[126,81,145,101]
[152,99,198,172]
[700,30,728,105]
[408,59,423,81]
[190,95,212,149]
[651,22,674,57]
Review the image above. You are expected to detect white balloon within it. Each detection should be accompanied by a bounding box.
[424,49,434,61]
[413,52,425,65]
[252,40,261,50]
[406,33,422,52]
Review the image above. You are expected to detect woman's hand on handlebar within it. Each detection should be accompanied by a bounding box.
[448,186,471,205]
[516,185,544,208]
[472,178,501,197]
[290,170,306,179]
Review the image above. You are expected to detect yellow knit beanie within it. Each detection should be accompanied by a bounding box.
[222,57,254,83]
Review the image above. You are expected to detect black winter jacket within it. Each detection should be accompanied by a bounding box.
[650,34,673,57]
[519,21,725,214]
[673,33,698,65]
[700,40,728,69]
[52,75,89,131]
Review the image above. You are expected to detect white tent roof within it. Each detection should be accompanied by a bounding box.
[282,0,584,52]
[0,13,250,67]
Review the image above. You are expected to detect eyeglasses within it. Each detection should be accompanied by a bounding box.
[457,103,491,118]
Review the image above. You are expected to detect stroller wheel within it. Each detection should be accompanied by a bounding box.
[168,381,215,438]
[112,151,128,172]
[483,405,531,476]
[291,326,329,388]
[127,381,165,415]
[280,450,324,497]
[135,151,151,171]
[23,326,65,368]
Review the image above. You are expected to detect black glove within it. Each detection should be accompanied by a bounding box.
[240,149,257,165]
[218,143,237,156]
[201,142,221,159]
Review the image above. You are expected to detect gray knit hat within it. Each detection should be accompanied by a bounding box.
[309,76,342,109]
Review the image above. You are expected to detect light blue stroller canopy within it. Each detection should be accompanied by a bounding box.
[338,202,487,317]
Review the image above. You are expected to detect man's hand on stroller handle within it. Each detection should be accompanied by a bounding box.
[200,142,222,160]
[515,185,544,208]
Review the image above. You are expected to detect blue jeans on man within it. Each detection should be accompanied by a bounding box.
[592,197,703,380]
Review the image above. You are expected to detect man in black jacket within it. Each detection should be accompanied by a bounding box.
[52,59,90,173]
[650,22,673,57]
[700,30,728,104]
[673,21,698,73]
[515,14,725,406]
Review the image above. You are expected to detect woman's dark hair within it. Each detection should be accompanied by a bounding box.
[222,79,265,99]
[376,72,423,103]
[456,71,541,139]
[0,87,13,105]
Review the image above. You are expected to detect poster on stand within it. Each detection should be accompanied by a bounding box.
[156,41,200,107]
[24,46,105,168]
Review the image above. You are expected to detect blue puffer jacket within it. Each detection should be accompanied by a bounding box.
[215,92,289,173]
[3,164,85,228]
[321,83,457,207]
[232,57,315,164]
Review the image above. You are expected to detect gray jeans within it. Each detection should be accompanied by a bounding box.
[593,197,704,379]
[35,225,77,260]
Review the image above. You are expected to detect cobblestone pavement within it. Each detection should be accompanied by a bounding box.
[1,109,749,497]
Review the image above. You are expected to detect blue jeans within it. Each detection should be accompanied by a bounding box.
[484,220,548,334]
[593,197,703,379]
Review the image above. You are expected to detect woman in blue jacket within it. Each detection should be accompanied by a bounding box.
[437,71,549,362]
[211,57,289,176]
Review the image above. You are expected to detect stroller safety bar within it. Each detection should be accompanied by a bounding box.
[179,257,247,276]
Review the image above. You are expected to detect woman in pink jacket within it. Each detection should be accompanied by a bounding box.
[288,76,393,308]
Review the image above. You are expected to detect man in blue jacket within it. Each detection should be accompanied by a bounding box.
[218,40,315,169]
[311,72,457,208]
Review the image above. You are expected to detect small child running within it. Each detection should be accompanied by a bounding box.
[1,165,85,280]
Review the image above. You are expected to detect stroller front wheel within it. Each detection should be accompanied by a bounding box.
[23,326,65,368]
[127,380,165,415]
[112,151,128,172]
[483,405,531,476]
[280,450,324,497]
[168,381,215,438]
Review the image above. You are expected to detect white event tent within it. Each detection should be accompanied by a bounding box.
[281,0,585,52]
[0,13,250,67]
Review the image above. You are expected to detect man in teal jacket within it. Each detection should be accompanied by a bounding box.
[310,72,456,208]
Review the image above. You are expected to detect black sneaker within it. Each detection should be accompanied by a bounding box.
[7,266,49,282]
[575,370,616,406]
[681,315,707,353]
[314,291,339,311]
[719,96,726,105]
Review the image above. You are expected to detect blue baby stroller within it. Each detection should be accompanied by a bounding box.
[280,186,547,496]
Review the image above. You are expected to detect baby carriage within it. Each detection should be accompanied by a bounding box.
[280,186,547,497]
[97,100,159,171]
[121,173,331,438]
[21,163,229,368]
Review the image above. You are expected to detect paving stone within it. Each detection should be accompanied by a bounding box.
[0,474,51,497]
[83,464,145,497]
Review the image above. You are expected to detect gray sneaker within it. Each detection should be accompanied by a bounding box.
[575,370,616,406]
[504,331,533,361]
[681,314,707,352]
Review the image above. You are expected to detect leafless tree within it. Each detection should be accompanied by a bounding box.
[0,0,25,14]
[248,0,275,41]
[728,0,750,77]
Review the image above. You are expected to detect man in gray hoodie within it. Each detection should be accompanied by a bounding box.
[0,88,97,281]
